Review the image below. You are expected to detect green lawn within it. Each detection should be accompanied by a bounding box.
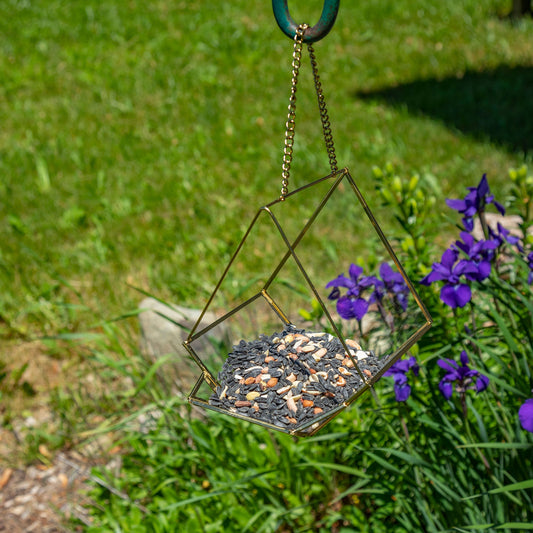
[1,0,532,389]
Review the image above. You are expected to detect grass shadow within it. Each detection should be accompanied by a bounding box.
[355,65,533,154]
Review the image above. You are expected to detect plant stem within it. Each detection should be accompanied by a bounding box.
[479,210,489,240]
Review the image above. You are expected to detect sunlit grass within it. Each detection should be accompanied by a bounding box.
[1,0,532,339]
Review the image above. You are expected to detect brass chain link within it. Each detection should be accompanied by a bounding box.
[308,43,338,174]
[279,24,337,200]
[279,24,307,201]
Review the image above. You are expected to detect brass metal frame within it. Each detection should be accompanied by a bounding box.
[183,168,432,437]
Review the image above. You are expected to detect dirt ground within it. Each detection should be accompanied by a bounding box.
[0,451,92,532]
[0,340,112,531]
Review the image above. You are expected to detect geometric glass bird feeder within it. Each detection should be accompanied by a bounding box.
[184,168,432,436]
[183,6,431,436]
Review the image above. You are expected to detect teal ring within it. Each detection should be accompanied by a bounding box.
[272,0,340,43]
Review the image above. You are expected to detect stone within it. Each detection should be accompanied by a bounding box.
[138,297,228,388]
[471,213,527,242]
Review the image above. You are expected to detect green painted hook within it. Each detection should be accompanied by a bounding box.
[272,0,340,43]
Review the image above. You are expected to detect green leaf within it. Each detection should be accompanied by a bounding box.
[457,442,533,450]
[464,479,533,501]
[35,155,51,192]
[488,479,533,495]
[495,524,533,530]
[295,462,368,477]
[373,447,432,467]
[455,525,495,531]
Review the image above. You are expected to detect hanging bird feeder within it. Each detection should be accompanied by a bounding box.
[183,0,432,436]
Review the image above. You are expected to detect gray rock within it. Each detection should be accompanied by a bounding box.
[471,213,527,241]
[138,298,229,389]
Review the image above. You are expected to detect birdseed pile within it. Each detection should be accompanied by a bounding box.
[209,326,383,429]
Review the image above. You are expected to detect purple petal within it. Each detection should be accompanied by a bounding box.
[446,198,467,212]
[440,283,471,308]
[455,240,470,256]
[454,259,479,277]
[463,216,474,232]
[393,373,408,385]
[337,297,369,321]
[460,350,469,366]
[395,383,411,402]
[518,399,533,433]
[390,360,412,374]
[420,266,449,285]
[352,298,369,321]
[337,297,356,319]
[360,275,380,288]
[326,274,354,290]
[420,272,434,286]
[481,239,499,251]
[477,174,489,197]
[439,379,453,400]
[441,248,458,269]
[408,357,420,376]
[493,200,505,215]
[349,263,363,282]
[475,374,490,393]
[475,260,492,281]
[380,262,403,284]
[437,358,458,373]
[327,287,340,300]
[379,262,393,278]
[459,231,474,248]
[396,292,409,311]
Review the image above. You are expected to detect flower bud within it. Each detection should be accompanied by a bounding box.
[372,166,383,178]
[416,236,426,250]
[391,176,403,194]
[380,187,394,204]
[311,298,322,315]
[298,308,313,321]
[509,168,518,182]
[401,236,415,253]
[408,174,419,192]
[407,198,418,214]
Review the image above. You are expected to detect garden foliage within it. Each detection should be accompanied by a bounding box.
[85,166,533,532]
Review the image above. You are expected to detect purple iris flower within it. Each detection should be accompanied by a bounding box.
[372,263,410,311]
[326,264,374,321]
[437,351,489,401]
[518,398,533,433]
[453,232,499,282]
[489,222,524,253]
[383,356,419,401]
[420,248,478,308]
[446,174,505,232]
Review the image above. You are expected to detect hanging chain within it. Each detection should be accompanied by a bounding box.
[279,25,338,200]
[308,43,338,174]
[279,24,307,201]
